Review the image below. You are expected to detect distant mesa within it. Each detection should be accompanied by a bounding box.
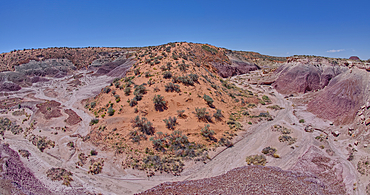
[349,56,360,61]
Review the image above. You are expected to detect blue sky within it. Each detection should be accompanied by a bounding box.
[1,0,369,59]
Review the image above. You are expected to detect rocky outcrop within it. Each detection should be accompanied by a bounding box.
[307,68,367,125]
[138,165,333,194]
[291,146,348,194]
[0,82,21,91]
[0,143,52,195]
[212,60,259,78]
[273,59,347,94]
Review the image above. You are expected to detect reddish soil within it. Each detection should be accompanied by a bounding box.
[36,100,62,120]
[307,70,366,124]
[0,98,23,109]
[64,109,82,125]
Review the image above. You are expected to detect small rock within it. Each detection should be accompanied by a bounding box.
[365,118,370,126]
[354,141,359,146]
[332,131,340,137]
[364,144,368,148]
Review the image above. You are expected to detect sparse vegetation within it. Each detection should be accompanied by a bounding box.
[246,154,267,166]
[299,119,305,123]
[163,71,172,79]
[202,45,218,54]
[262,146,279,158]
[163,116,178,130]
[153,95,167,111]
[213,109,223,121]
[267,105,284,110]
[131,116,155,135]
[177,110,186,118]
[165,82,180,92]
[18,149,30,159]
[90,149,98,156]
[201,124,215,141]
[89,118,99,125]
[0,117,23,136]
[88,159,104,175]
[107,107,115,116]
[195,107,211,122]
[203,94,214,106]
[124,87,131,95]
[278,135,296,145]
[46,168,73,186]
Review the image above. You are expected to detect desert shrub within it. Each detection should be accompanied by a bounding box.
[102,87,111,94]
[124,87,131,95]
[141,154,184,176]
[150,132,168,152]
[165,82,180,92]
[262,146,277,156]
[278,135,296,145]
[147,79,155,86]
[245,154,267,166]
[165,46,171,52]
[166,62,172,70]
[163,71,172,79]
[194,107,211,122]
[188,73,199,82]
[153,95,167,111]
[177,110,185,118]
[131,116,155,135]
[107,107,115,116]
[88,159,104,175]
[29,135,55,152]
[160,65,167,71]
[178,62,189,72]
[129,98,138,107]
[218,137,233,147]
[145,72,152,78]
[211,84,218,89]
[134,69,140,75]
[163,116,177,130]
[267,105,284,110]
[114,82,120,88]
[112,78,120,83]
[90,101,96,108]
[134,84,147,97]
[201,124,215,141]
[90,118,99,125]
[129,130,147,143]
[153,86,160,92]
[227,120,242,130]
[67,141,74,148]
[203,94,214,106]
[213,109,223,120]
[126,80,134,87]
[262,95,271,103]
[18,149,31,159]
[299,119,305,123]
[168,130,189,151]
[90,149,98,156]
[46,168,73,186]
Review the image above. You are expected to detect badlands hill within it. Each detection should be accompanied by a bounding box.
[0,42,369,194]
